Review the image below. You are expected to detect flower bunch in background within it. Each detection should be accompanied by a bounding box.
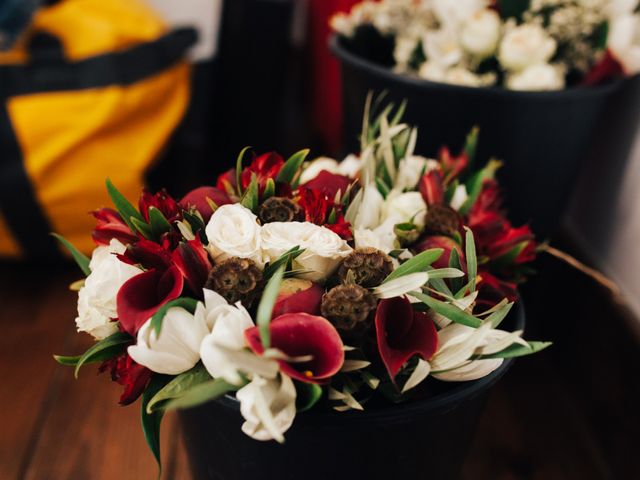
[332,0,640,90]
[54,100,549,470]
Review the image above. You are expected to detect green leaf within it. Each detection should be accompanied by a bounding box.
[141,375,170,476]
[429,277,453,297]
[130,216,153,239]
[74,331,132,378]
[263,178,276,200]
[51,233,91,276]
[263,246,304,280]
[485,301,514,328]
[105,178,145,232]
[448,246,464,293]
[458,159,501,215]
[478,341,552,359]
[241,173,260,212]
[296,382,323,412]
[490,241,529,269]
[183,210,208,244]
[427,268,464,279]
[463,127,479,168]
[464,227,478,293]
[163,378,238,411]
[53,355,81,366]
[383,249,444,283]
[390,99,407,127]
[376,177,390,198]
[256,265,285,349]
[151,298,199,337]
[410,291,482,328]
[147,364,212,413]
[277,149,310,186]
[595,21,609,50]
[148,207,172,239]
[498,0,530,20]
[235,146,253,196]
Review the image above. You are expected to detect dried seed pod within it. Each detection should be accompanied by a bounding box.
[423,204,462,238]
[205,257,263,308]
[321,284,377,335]
[258,197,304,224]
[337,247,394,288]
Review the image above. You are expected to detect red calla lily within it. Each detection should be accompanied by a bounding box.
[180,186,232,222]
[99,353,152,405]
[419,170,445,206]
[375,296,438,381]
[302,170,352,200]
[272,279,323,318]
[245,313,345,384]
[117,266,184,336]
[241,152,285,194]
[138,189,182,223]
[171,238,212,296]
[91,208,138,246]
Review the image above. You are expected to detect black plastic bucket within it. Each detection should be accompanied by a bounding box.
[179,302,525,480]
[331,35,626,238]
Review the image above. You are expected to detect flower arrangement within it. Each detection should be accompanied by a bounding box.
[331,0,640,90]
[54,101,549,468]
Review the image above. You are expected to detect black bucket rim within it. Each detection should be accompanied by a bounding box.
[211,298,526,424]
[330,34,625,100]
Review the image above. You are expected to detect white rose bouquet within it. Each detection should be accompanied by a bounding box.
[53,101,549,472]
[332,0,640,90]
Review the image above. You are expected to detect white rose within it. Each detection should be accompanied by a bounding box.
[605,0,639,18]
[445,66,496,87]
[354,220,398,254]
[383,190,428,226]
[432,0,488,28]
[460,9,501,59]
[128,305,212,375]
[261,222,352,282]
[608,13,640,74]
[236,374,297,443]
[394,36,419,68]
[75,239,142,339]
[330,12,355,37]
[299,157,340,184]
[506,63,566,90]
[206,204,264,267]
[498,23,557,71]
[418,61,447,82]
[200,291,278,385]
[396,155,437,190]
[337,154,363,178]
[423,28,463,67]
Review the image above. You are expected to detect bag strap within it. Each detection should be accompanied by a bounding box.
[0,27,197,259]
[0,27,198,98]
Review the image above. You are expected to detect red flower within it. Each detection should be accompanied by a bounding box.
[91,208,138,246]
[415,235,465,270]
[484,225,536,264]
[297,186,353,240]
[241,152,285,195]
[99,353,152,405]
[272,279,323,318]
[302,170,352,200]
[245,313,345,384]
[439,146,468,184]
[476,271,519,309]
[583,50,625,86]
[419,170,445,206]
[116,266,184,336]
[138,189,182,223]
[324,216,353,241]
[118,238,173,271]
[180,186,232,223]
[171,238,212,297]
[375,296,438,381]
[216,168,237,195]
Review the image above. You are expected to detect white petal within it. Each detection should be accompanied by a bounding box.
[401,359,431,393]
[373,272,430,299]
[433,359,503,382]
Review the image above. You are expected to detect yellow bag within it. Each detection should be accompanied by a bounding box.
[0,0,195,258]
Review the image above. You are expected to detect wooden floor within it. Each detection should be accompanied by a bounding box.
[0,241,638,480]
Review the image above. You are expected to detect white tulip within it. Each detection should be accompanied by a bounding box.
[506,63,566,91]
[460,9,502,59]
[498,23,557,71]
[205,204,264,267]
[261,222,352,282]
[237,374,297,443]
[128,306,211,375]
[609,13,640,74]
[75,239,142,339]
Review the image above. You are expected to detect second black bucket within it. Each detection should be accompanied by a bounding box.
[331,34,625,238]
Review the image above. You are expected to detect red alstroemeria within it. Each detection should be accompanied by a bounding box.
[415,235,465,270]
[324,216,353,241]
[118,238,173,271]
[116,266,184,336]
[91,208,138,246]
[302,170,352,200]
[99,353,152,405]
[241,152,285,195]
[245,313,345,384]
[439,146,468,184]
[180,186,232,223]
[476,270,519,309]
[484,225,536,264]
[419,170,445,206]
[375,296,438,381]
[297,186,353,240]
[171,238,212,297]
[216,168,237,195]
[583,50,625,86]
[272,279,323,318]
[138,189,182,223]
